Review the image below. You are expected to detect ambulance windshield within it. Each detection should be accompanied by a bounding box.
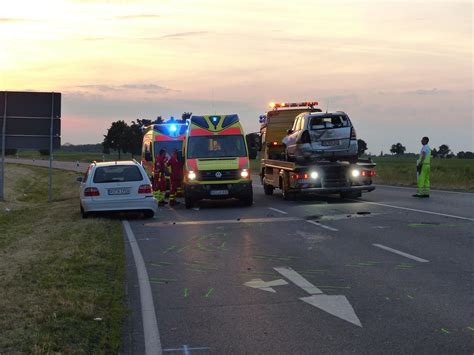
[187,135,247,158]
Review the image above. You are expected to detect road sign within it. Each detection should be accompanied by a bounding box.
[0,91,62,201]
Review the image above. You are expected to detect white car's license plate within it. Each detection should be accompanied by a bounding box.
[210,190,229,196]
[108,188,130,195]
[322,139,340,146]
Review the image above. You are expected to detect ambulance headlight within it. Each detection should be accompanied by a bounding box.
[351,169,360,178]
[188,171,196,180]
[240,169,249,178]
[310,171,318,179]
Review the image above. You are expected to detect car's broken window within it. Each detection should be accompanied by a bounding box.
[310,115,349,130]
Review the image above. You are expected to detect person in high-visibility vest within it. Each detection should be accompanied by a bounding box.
[167,149,184,206]
[413,136,431,198]
[153,149,168,205]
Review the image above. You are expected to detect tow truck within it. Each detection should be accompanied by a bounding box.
[259,101,376,199]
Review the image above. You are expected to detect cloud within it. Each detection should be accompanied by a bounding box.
[0,18,38,23]
[145,31,208,40]
[378,88,451,96]
[115,14,160,20]
[74,83,176,93]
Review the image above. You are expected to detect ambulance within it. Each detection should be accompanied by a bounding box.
[182,114,253,208]
[141,120,187,177]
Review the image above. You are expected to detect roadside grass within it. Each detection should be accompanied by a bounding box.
[11,150,133,163]
[0,164,125,353]
[249,157,474,191]
[372,157,474,191]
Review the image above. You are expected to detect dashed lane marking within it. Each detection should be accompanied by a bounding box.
[373,243,429,263]
[306,220,339,232]
[268,207,288,215]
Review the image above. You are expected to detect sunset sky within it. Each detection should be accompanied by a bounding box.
[1,0,472,154]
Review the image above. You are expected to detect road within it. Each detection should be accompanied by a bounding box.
[124,181,474,354]
[5,159,472,353]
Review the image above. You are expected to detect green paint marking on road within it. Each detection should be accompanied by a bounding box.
[163,245,177,254]
[302,269,327,272]
[150,261,172,267]
[253,255,295,261]
[186,268,209,273]
[440,328,450,334]
[467,326,474,332]
[184,262,217,270]
[204,288,214,298]
[184,288,188,298]
[407,295,414,299]
[150,278,177,282]
[176,244,193,253]
[240,271,275,276]
[219,241,227,249]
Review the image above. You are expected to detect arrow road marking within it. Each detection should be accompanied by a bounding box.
[274,266,323,294]
[300,295,362,327]
[244,278,288,293]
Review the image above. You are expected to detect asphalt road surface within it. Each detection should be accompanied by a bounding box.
[124,181,474,354]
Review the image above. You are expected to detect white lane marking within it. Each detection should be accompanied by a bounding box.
[306,220,339,232]
[274,266,323,294]
[268,207,288,215]
[145,217,300,227]
[300,295,362,327]
[244,278,289,293]
[352,200,474,222]
[373,243,429,263]
[377,184,473,196]
[123,221,162,355]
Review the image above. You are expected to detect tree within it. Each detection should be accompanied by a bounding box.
[103,120,130,159]
[390,143,406,156]
[357,139,368,157]
[438,144,450,158]
[457,151,474,159]
[431,148,438,158]
[128,121,144,158]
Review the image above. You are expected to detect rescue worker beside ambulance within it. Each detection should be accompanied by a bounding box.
[167,148,184,206]
[153,149,168,206]
[413,136,431,198]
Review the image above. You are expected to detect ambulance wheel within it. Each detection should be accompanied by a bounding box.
[263,183,274,195]
[241,194,253,207]
[185,196,194,209]
[143,210,155,219]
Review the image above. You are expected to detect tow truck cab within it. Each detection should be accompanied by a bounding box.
[183,114,253,208]
[141,121,187,177]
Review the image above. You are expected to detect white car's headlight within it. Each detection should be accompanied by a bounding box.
[241,169,249,178]
[351,169,360,178]
[188,171,196,180]
[310,171,318,179]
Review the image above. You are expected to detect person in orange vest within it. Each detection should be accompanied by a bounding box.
[153,149,168,206]
[167,148,184,206]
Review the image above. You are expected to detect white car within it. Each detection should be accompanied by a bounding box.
[78,160,157,218]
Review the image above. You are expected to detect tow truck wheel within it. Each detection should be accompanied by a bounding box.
[340,191,361,199]
[263,183,274,195]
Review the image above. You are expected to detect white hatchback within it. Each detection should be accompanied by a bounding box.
[78,160,157,218]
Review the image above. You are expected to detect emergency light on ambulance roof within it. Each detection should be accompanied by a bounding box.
[169,124,177,132]
[269,101,319,109]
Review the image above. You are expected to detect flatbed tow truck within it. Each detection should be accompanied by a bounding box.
[258,101,376,199]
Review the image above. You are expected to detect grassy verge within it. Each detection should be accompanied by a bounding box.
[11,150,134,163]
[372,157,474,191]
[249,157,474,191]
[0,164,125,353]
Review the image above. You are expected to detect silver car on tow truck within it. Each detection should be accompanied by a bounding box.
[284,111,358,163]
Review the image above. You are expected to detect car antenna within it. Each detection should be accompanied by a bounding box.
[326,101,330,113]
